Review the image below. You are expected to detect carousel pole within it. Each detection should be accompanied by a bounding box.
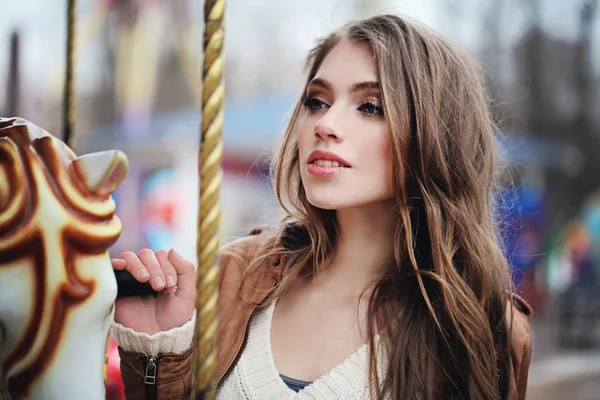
[63,0,77,149]
[194,0,225,398]
[6,31,21,116]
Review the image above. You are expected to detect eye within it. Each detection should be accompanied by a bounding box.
[303,97,329,111]
[358,101,384,116]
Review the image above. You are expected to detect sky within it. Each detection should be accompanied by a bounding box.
[0,0,598,101]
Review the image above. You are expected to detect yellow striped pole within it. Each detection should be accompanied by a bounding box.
[194,0,225,398]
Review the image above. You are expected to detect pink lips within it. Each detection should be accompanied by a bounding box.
[307,149,350,177]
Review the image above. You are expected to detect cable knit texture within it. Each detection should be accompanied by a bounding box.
[216,302,375,399]
[111,310,196,356]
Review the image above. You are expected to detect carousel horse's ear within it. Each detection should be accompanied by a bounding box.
[69,150,129,196]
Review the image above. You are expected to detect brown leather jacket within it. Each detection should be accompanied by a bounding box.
[118,227,533,399]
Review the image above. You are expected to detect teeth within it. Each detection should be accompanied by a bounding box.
[313,159,343,167]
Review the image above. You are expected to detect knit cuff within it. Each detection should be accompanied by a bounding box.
[112,310,196,357]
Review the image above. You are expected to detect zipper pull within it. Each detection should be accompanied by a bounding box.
[144,356,157,385]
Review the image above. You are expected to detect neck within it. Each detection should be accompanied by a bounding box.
[316,200,396,295]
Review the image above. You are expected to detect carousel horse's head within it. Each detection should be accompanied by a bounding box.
[0,117,128,399]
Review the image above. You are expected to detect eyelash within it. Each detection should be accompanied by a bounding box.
[357,101,384,116]
[302,96,384,117]
[302,96,327,111]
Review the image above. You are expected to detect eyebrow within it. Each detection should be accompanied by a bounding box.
[308,78,380,93]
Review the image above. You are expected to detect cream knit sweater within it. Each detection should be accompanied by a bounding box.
[216,302,373,399]
[112,311,196,357]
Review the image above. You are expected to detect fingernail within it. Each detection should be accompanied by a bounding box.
[166,275,176,287]
[170,248,181,259]
[112,259,126,266]
[139,269,150,279]
[154,276,165,288]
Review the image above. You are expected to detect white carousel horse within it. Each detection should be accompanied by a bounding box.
[0,117,128,399]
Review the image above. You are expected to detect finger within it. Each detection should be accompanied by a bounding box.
[167,249,196,301]
[120,251,150,282]
[138,249,166,290]
[156,250,178,289]
[111,259,127,270]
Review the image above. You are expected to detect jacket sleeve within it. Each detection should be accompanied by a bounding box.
[509,294,533,400]
[516,323,532,400]
[112,312,196,400]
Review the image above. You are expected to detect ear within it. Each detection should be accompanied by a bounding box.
[69,150,129,196]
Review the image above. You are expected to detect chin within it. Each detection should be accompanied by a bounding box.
[304,184,394,212]
[306,198,340,211]
[304,188,354,211]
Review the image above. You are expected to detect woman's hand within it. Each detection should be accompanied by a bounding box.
[111,249,196,335]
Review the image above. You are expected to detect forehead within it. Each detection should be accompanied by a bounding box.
[313,39,378,85]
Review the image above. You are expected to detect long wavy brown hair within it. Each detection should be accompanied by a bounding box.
[240,14,515,399]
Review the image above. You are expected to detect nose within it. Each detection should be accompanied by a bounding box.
[314,109,343,142]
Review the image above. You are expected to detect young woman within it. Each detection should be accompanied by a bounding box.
[112,14,533,400]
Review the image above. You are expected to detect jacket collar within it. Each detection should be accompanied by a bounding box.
[236,222,307,305]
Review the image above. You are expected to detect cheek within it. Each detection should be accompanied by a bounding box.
[364,128,393,184]
[297,120,313,155]
[382,137,393,187]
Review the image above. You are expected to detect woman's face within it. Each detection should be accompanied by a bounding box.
[298,39,393,211]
